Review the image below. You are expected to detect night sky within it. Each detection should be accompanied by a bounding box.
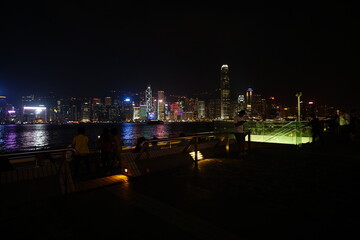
[0,1,358,109]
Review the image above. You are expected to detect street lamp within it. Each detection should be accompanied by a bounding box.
[295,92,302,122]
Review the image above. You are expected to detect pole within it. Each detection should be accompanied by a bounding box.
[296,92,302,122]
[295,92,303,147]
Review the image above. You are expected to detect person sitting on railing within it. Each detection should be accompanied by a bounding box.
[178,132,189,146]
[132,136,146,153]
[149,136,161,150]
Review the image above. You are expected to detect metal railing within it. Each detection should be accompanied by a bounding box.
[1,131,252,186]
[121,131,251,165]
[0,148,76,195]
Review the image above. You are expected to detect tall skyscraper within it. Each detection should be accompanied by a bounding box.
[157,90,165,120]
[237,94,246,112]
[246,88,253,116]
[220,64,230,120]
[145,84,154,119]
[104,97,112,107]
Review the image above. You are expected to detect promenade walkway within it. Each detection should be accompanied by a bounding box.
[1,139,360,240]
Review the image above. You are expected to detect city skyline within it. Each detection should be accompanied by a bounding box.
[0,1,358,110]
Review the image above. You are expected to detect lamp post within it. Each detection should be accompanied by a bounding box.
[295,92,302,122]
[295,92,303,147]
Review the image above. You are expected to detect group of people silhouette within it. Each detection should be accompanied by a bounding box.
[98,127,122,174]
[300,108,359,148]
[71,126,122,177]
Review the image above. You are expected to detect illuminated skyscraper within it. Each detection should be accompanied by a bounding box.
[0,96,7,123]
[198,100,206,120]
[104,97,112,107]
[246,88,253,116]
[145,84,154,119]
[220,64,230,120]
[80,101,90,122]
[157,90,165,120]
[237,94,246,112]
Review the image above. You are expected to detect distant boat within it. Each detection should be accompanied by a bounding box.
[146,120,164,124]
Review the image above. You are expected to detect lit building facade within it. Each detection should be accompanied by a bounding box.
[80,101,91,122]
[157,90,165,120]
[198,100,206,120]
[246,88,253,116]
[220,64,230,120]
[170,102,181,121]
[22,106,47,123]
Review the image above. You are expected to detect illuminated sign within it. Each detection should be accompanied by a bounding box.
[24,106,46,110]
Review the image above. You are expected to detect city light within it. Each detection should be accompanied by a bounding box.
[23,106,46,110]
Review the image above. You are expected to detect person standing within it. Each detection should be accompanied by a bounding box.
[234,110,247,157]
[307,113,324,147]
[98,128,114,173]
[71,126,90,178]
[110,127,122,173]
[338,109,351,144]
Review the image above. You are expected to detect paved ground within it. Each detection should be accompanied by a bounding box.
[1,138,360,240]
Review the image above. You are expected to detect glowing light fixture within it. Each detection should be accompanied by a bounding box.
[226,144,230,152]
[24,106,46,110]
[189,151,204,161]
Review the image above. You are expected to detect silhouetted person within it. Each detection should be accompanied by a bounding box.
[132,136,146,153]
[110,127,122,172]
[149,136,161,150]
[307,113,324,147]
[72,127,90,177]
[178,132,189,146]
[338,109,351,144]
[234,110,247,156]
[98,128,114,172]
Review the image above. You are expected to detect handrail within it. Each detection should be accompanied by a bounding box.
[0,147,76,195]
[128,131,251,165]
[0,147,75,158]
[245,121,311,144]
[262,121,298,142]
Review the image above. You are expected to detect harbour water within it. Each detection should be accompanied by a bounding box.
[0,122,216,152]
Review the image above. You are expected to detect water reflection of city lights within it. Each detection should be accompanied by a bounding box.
[153,124,168,138]
[122,123,138,145]
[20,124,49,148]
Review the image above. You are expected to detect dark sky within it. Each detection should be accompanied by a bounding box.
[0,1,358,109]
